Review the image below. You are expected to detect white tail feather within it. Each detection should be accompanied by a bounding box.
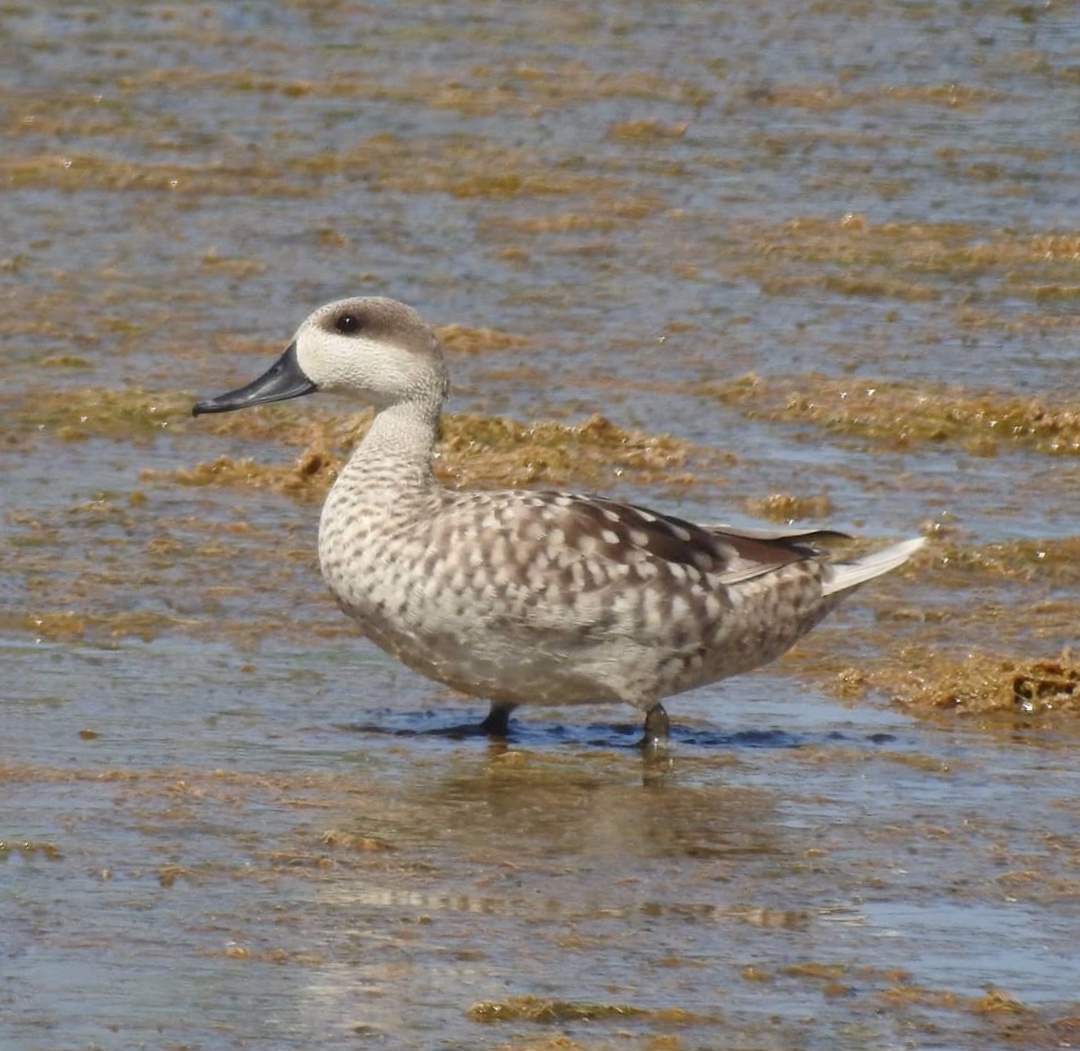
[821,537,925,597]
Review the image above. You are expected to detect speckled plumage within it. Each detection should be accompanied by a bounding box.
[194,296,924,743]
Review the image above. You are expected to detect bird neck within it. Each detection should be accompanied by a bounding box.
[339,397,442,496]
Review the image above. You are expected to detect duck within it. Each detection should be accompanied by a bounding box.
[193,296,923,745]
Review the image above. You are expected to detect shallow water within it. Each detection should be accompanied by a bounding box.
[6,637,1080,1049]
[3,1,1080,1048]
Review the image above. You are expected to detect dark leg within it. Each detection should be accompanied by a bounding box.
[641,703,670,748]
[479,702,515,738]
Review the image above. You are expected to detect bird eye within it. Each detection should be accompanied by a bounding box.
[334,313,361,334]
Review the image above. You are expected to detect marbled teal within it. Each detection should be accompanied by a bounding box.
[194,297,923,744]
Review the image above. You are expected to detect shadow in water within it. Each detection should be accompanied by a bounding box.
[334,708,899,752]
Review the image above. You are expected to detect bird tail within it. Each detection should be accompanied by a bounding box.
[821,537,925,597]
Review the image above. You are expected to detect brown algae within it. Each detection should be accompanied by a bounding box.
[707,215,1080,309]
[858,653,1080,721]
[467,996,719,1026]
[147,409,695,497]
[708,372,1080,454]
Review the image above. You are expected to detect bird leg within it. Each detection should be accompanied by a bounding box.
[641,703,671,748]
[479,702,515,738]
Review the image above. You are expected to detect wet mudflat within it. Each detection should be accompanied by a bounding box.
[2,1,1080,1048]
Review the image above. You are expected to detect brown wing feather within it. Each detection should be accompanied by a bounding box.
[543,493,825,586]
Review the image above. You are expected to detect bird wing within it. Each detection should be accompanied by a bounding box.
[562,495,828,586]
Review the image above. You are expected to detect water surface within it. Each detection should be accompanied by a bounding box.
[3,1,1080,1048]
